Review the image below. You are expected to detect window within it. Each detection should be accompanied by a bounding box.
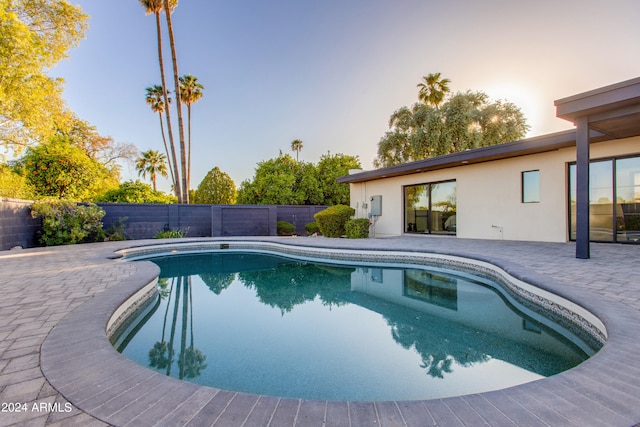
[522,170,540,203]
[404,180,456,234]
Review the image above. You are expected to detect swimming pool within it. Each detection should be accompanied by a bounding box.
[113,243,604,402]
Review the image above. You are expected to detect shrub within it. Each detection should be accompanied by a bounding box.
[313,204,355,238]
[104,217,129,241]
[345,218,370,239]
[154,228,186,239]
[305,221,321,236]
[277,221,296,236]
[31,200,106,246]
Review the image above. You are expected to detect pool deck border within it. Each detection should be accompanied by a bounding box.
[1,236,640,426]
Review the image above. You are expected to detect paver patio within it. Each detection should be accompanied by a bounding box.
[0,236,639,426]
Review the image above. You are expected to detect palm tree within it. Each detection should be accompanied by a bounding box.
[138,0,182,202]
[136,149,168,191]
[179,74,204,194]
[417,72,451,108]
[162,0,189,203]
[291,139,303,161]
[145,85,175,189]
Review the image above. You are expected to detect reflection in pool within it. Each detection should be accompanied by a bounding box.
[114,251,598,401]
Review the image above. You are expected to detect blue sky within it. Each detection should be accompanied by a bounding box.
[51,0,640,192]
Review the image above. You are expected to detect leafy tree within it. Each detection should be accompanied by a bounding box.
[59,116,137,176]
[0,0,87,152]
[0,163,33,199]
[290,139,303,161]
[193,166,236,204]
[145,85,175,188]
[237,152,322,205]
[316,153,361,205]
[98,181,177,204]
[136,150,168,191]
[179,74,204,192]
[21,137,118,200]
[138,0,181,202]
[375,88,529,168]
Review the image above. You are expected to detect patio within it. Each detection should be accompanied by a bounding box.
[1,236,639,426]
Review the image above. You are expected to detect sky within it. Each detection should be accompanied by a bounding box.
[49,0,640,192]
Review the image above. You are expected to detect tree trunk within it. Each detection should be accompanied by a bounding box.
[163,1,188,203]
[155,10,181,201]
[158,112,175,189]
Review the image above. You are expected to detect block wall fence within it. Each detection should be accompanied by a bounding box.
[0,198,327,250]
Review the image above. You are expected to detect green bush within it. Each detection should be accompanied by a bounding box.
[104,217,129,241]
[31,200,106,246]
[305,221,321,236]
[313,204,355,238]
[154,228,186,239]
[277,221,296,236]
[345,218,370,239]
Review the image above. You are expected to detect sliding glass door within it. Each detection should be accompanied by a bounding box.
[404,181,456,235]
[569,155,640,243]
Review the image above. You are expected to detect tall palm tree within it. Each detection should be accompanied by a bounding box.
[138,0,182,202]
[163,0,189,203]
[145,85,175,189]
[291,139,303,161]
[136,149,168,191]
[417,72,451,108]
[179,74,204,194]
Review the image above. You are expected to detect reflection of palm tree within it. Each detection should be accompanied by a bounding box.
[149,277,176,371]
[420,354,454,379]
[150,275,207,379]
[178,277,207,378]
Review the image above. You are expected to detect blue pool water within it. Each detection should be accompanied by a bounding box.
[114,251,598,401]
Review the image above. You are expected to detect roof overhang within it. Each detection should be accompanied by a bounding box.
[555,76,640,139]
[338,129,582,184]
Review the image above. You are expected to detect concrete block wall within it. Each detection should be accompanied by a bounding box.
[0,198,41,250]
[0,201,329,250]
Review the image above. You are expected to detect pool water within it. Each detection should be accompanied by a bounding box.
[115,251,596,401]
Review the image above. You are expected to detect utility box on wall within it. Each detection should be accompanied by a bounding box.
[370,195,382,216]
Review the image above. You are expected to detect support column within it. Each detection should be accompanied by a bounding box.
[575,116,590,259]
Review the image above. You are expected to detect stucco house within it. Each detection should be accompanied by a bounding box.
[339,77,640,258]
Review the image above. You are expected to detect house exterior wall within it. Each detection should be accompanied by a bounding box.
[349,136,640,242]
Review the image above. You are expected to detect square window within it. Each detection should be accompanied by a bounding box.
[522,170,540,203]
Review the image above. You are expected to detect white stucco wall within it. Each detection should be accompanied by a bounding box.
[349,136,640,242]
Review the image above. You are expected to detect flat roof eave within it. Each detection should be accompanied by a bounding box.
[338,129,579,184]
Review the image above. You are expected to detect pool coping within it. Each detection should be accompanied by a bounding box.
[36,237,640,426]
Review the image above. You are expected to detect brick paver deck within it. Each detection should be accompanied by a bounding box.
[1,236,639,426]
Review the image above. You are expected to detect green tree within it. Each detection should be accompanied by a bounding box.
[316,153,361,205]
[138,0,181,202]
[0,0,88,152]
[290,139,303,161]
[21,136,118,200]
[146,85,175,188]
[237,152,322,205]
[0,163,33,199]
[136,149,168,191]
[98,181,176,204]
[193,166,236,204]
[417,72,451,108]
[375,90,529,168]
[60,116,137,178]
[179,74,204,194]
